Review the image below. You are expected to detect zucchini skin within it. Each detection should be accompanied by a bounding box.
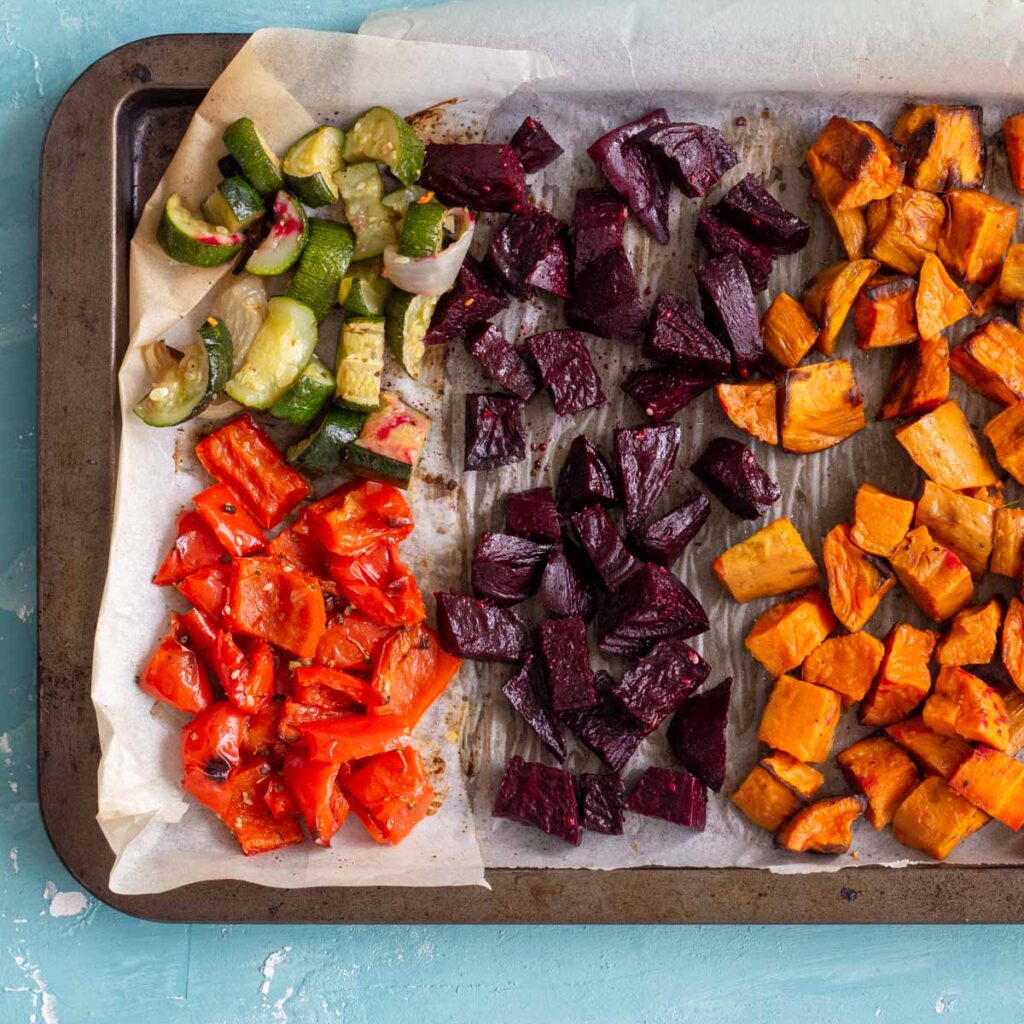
[287,407,368,477]
[287,219,355,323]
[223,117,285,196]
[269,356,334,426]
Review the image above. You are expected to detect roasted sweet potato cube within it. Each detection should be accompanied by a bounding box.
[937,189,1018,285]
[1002,688,1024,755]
[776,795,866,854]
[850,483,915,557]
[761,293,818,368]
[892,103,985,192]
[998,244,1024,301]
[731,765,800,832]
[865,186,946,274]
[950,318,1024,406]
[860,623,938,727]
[1003,113,1024,193]
[892,776,989,860]
[757,674,842,763]
[971,278,1004,319]
[885,716,972,779]
[744,590,837,677]
[1001,597,1024,692]
[779,359,865,453]
[837,735,919,830]
[983,400,1024,484]
[893,400,997,489]
[801,259,880,355]
[712,518,818,604]
[817,190,867,259]
[991,508,1024,577]
[759,750,825,799]
[802,631,885,704]
[888,526,974,622]
[950,746,1024,830]
[916,253,973,338]
[822,523,896,632]
[914,480,993,579]
[715,382,777,445]
[805,116,904,211]
[878,335,949,421]
[922,666,1010,751]
[853,275,918,350]
[962,482,1005,507]
[935,598,1003,666]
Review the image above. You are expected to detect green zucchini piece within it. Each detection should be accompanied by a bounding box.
[245,191,309,276]
[345,390,432,489]
[268,355,334,426]
[224,296,319,410]
[384,289,438,381]
[286,406,368,477]
[157,194,244,267]
[337,163,399,260]
[283,126,346,207]
[398,198,446,258]
[286,218,355,323]
[222,117,284,196]
[344,107,425,186]
[201,176,265,232]
[339,258,392,316]
[382,185,429,214]
[335,316,385,411]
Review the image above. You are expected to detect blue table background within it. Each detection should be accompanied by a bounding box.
[2,2,1020,1020]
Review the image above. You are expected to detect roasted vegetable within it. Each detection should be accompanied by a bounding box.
[937,189,1018,284]
[849,482,915,557]
[1003,689,1024,755]
[434,591,530,663]
[853,274,918,349]
[509,116,563,174]
[466,323,537,402]
[732,765,801,831]
[916,253,973,338]
[526,329,606,415]
[886,715,971,780]
[538,617,596,712]
[837,735,919,830]
[889,526,974,622]
[779,359,865,453]
[922,665,1010,750]
[914,480,994,579]
[760,750,825,799]
[800,258,880,355]
[538,545,595,621]
[745,591,837,678]
[463,393,527,471]
[822,522,896,632]
[611,636,710,732]
[998,244,1024,301]
[423,256,509,346]
[623,366,715,423]
[892,776,989,860]
[572,187,627,276]
[1004,113,1024,193]
[625,766,707,831]
[761,292,819,368]
[614,423,680,533]
[692,437,781,520]
[949,746,1024,830]
[983,399,1024,484]
[635,121,737,198]
[715,382,778,445]
[570,505,642,591]
[556,435,617,512]
[492,756,582,845]
[644,293,732,374]
[950,317,1024,406]
[501,654,565,762]
[878,334,950,420]
[1003,597,1024,692]
[485,206,571,300]
[935,598,1003,666]
[421,143,526,212]
[567,248,646,341]
[471,532,549,606]
[962,482,1005,507]
[802,631,885,704]
[712,517,818,604]
[578,772,625,835]
[892,103,985,192]
[696,254,763,377]
[667,677,732,791]
[712,173,810,254]
[696,211,775,293]
[992,507,1024,577]
[860,622,938,727]
[562,670,646,772]
[893,399,997,489]
[634,492,711,567]
[865,185,945,274]
[776,795,866,854]
[817,190,868,259]
[805,116,904,211]
[505,487,560,544]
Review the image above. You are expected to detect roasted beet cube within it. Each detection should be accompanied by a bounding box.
[424,257,509,346]
[597,563,709,657]
[578,771,625,835]
[668,677,732,792]
[634,492,711,566]
[526,330,606,415]
[615,423,681,533]
[525,233,572,299]
[625,766,707,830]
[573,188,628,276]
[567,249,646,342]
[538,617,597,711]
[587,108,672,244]
[421,143,526,213]
[493,755,582,845]
[471,531,549,606]
[570,505,643,591]
[712,173,810,254]
[466,323,537,401]
[486,206,572,300]
[696,254,764,378]
[644,294,732,375]
[538,545,596,620]
[695,211,775,293]
[505,487,560,543]
[611,636,710,731]
[464,393,527,471]
[502,654,566,762]
[562,671,647,771]
[634,121,738,198]
[556,435,618,512]
[509,116,564,174]
[623,367,715,423]
[691,436,780,519]
[434,591,531,662]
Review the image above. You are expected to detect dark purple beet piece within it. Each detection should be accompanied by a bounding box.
[634,121,738,198]
[493,756,582,845]
[471,532,549,606]
[622,367,715,423]
[509,116,564,173]
[643,294,732,375]
[570,505,642,591]
[597,563,709,657]
[434,591,531,663]
[566,248,646,342]
[502,654,566,762]
[691,436,781,519]
[578,772,625,835]
[485,206,571,300]
[505,487,560,543]
[587,108,672,243]
[464,393,527,471]
[421,143,526,212]
[625,766,707,830]
[538,617,597,712]
[562,671,647,772]
[610,636,711,731]
[695,254,763,378]
[634,492,711,566]
[695,211,775,293]
[614,423,681,533]
[423,256,509,346]
[712,173,810,254]
[668,677,732,792]
[538,545,595,620]
[525,330,606,416]
[466,323,537,401]
[573,188,627,276]
[524,233,571,299]
[556,435,617,512]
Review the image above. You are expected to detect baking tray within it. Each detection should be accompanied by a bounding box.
[36,31,1024,924]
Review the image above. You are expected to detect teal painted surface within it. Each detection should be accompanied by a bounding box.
[1,2,1021,1021]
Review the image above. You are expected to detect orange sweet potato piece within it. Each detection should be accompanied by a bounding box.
[991,507,1024,577]
[850,483,915,557]
[715,382,778,446]
[757,674,842,763]
[853,275,918,350]
[950,317,1024,406]
[836,734,919,829]
[822,523,895,632]
[779,359,865,453]
[865,185,946,274]
[759,750,825,800]
[732,765,800,832]
[885,715,972,779]
[744,590,837,677]
[937,189,1018,285]
[1002,688,1024,755]
[983,399,1024,484]
[997,244,1024,302]
[893,399,997,489]
[916,253,973,338]
[817,189,867,259]
[761,293,819,369]
[891,103,985,192]
[712,518,818,604]
[860,623,938,727]
[776,795,866,854]
[805,116,904,211]
[878,335,950,421]
[802,631,885,704]
[935,598,1003,666]
[1001,597,1024,692]
[913,480,994,579]
[801,259,880,355]
[1003,112,1024,194]
[888,526,974,622]
[923,666,1010,750]
[892,776,989,860]
[950,746,1024,830]
[962,482,1005,507]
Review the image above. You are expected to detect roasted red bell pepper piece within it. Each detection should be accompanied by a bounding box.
[326,542,426,628]
[342,747,434,845]
[243,698,286,764]
[291,665,380,710]
[180,701,248,815]
[305,480,414,557]
[139,612,213,714]
[176,562,231,620]
[261,772,302,821]
[193,482,265,557]
[195,414,309,530]
[370,622,462,721]
[283,747,350,845]
[153,510,226,586]
[265,521,329,578]
[277,698,357,743]
[221,759,305,855]
[300,715,412,764]
[315,611,394,672]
